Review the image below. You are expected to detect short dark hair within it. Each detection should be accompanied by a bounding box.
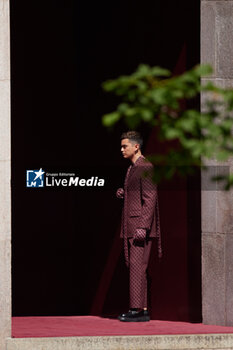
[120,131,143,149]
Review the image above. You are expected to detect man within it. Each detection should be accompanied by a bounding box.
[116,131,161,322]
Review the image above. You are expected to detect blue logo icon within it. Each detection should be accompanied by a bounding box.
[26,168,45,187]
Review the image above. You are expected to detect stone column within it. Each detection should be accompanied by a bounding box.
[201,0,233,325]
[0,0,11,348]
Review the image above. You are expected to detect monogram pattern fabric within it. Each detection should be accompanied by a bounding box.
[117,155,162,258]
[123,164,132,266]
[128,237,152,308]
[116,155,162,309]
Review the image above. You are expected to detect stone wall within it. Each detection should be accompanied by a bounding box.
[201,0,233,326]
[0,0,11,348]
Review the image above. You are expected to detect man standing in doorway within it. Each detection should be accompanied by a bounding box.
[116,131,162,322]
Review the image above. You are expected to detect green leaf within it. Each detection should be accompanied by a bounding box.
[176,118,196,132]
[141,109,154,122]
[150,88,168,105]
[125,107,137,117]
[164,127,181,139]
[216,150,231,161]
[136,64,151,75]
[102,80,118,92]
[193,64,213,76]
[136,81,148,91]
[118,103,129,113]
[150,66,171,77]
[225,174,233,190]
[102,112,121,127]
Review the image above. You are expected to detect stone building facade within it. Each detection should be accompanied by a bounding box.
[0,0,233,349]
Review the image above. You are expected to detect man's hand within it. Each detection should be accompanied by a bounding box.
[134,228,147,241]
[116,188,124,199]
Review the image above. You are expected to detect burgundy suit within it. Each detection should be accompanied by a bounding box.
[117,155,161,309]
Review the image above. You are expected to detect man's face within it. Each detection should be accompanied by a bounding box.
[121,138,139,159]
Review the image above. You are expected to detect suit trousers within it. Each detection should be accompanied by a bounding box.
[128,237,153,309]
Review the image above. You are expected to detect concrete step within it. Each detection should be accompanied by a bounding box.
[6,333,233,350]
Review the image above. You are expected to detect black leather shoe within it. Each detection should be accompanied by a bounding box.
[118,309,150,322]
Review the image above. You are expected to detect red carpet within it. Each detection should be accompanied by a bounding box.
[12,316,233,338]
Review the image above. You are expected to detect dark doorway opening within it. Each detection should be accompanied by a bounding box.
[11,0,201,321]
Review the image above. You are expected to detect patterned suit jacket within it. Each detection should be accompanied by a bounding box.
[117,156,161,255]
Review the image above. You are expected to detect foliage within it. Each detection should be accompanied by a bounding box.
[102,64,233,189]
